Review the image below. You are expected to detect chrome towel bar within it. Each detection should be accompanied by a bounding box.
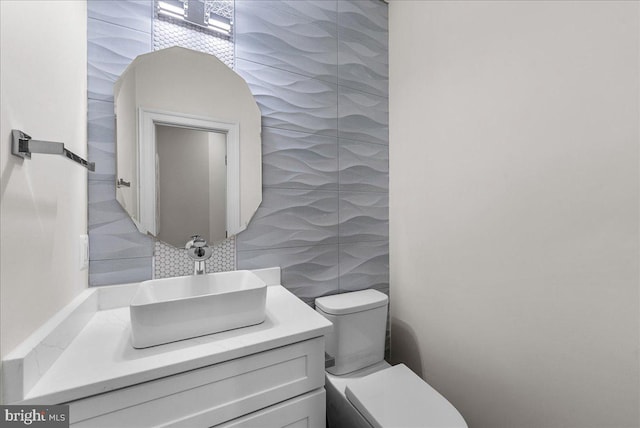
[11,129,95,172]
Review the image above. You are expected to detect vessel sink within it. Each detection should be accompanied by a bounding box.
[130,270,267,348]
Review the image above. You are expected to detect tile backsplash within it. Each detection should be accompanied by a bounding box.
[87,0,389,307]
[154,238,236,279]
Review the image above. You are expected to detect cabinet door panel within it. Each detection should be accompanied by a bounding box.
[69,338,324,427]
[216,388,325,428]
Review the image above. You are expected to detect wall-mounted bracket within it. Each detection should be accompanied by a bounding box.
[11,129,95,172]
[116,178,131,188]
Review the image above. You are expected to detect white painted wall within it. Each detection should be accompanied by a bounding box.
[0,0,88,363]
[389,2,639,427]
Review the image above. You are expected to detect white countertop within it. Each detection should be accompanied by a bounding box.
[17,284,332,405]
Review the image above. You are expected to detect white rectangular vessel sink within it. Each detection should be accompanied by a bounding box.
[130,270,267,348]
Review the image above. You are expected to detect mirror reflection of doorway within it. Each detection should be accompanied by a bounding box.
[155,124,227,247]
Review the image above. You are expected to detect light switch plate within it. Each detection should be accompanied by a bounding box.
[79,234,89,270]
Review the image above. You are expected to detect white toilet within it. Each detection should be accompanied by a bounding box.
[316,289,467,428]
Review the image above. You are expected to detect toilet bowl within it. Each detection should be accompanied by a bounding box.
[316,290,467,428]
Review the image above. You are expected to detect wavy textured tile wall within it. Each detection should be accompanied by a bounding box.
[338,87,389,145]
[236,59,338,136]
[87,19,151,102]
[263,127,338,190]
[88,0,153,34]
[235,0,338,83]
[338,0,389,97]
[237,188,339,251]
[237,244,340,305]
[339,241,389,293]
[339,138,388,192]
[236,0,389,303]
[339,191,389,243]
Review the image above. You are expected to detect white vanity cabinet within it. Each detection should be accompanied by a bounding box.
[67,337,326,427]
[3,278,332,428]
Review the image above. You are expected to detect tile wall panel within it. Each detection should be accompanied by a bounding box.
[236,59,338,137]
[337,0,389,97]
[88,0,153,34]
[88,159,154,269]
[237,188,339,251]
[235,0,338,83]
[338,86,389,145]
[262,127,338,190]
[339,191,389,243]
[87,19,152,102]
[237,244,340,305]
[256,1,338,22]
[338,138,388,192]
[87,99,116,181]
[236,0,389,305]
[89,258,153,286]
[339,241,389,293]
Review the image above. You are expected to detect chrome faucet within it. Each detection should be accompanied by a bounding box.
[185,235,213,275]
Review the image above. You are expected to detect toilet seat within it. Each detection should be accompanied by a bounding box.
[345,364,467,428]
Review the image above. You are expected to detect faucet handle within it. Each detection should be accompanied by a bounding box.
[186,235,207,249]
[185,234,213,269]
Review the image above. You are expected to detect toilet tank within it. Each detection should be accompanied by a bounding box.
[315,290,388,375]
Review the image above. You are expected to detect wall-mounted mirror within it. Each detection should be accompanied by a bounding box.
[114,47,262,247]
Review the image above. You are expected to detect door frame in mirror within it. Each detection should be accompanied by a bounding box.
[137,108,241,241]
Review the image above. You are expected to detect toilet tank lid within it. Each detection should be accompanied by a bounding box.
[315,289,388,315]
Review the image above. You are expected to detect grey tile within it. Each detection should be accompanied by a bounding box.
[236,1,337,23]
[88,141,116,180]
[337,0,388,96]
[88,181,123,227]
[88,0,153,34]
[238,244,339,305]
[89,223,155,260]
[89,257,152,286]
[339,241,389,292]
[338,86,388,145]
[88,178,116,204]
[89,181,154,260]
[263,127,338,190]
[88,100,115,146]
[236,0,337,83]
[87,99,116,179]
[339,191,388,243]
[339,138,388,192]
[88,18,151,101]
[338,0,388,31]
[237,188,339,250]
[236,59,338,137]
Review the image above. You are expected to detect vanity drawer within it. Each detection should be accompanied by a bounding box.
[68,337,325,427]
[215,388,325,428]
